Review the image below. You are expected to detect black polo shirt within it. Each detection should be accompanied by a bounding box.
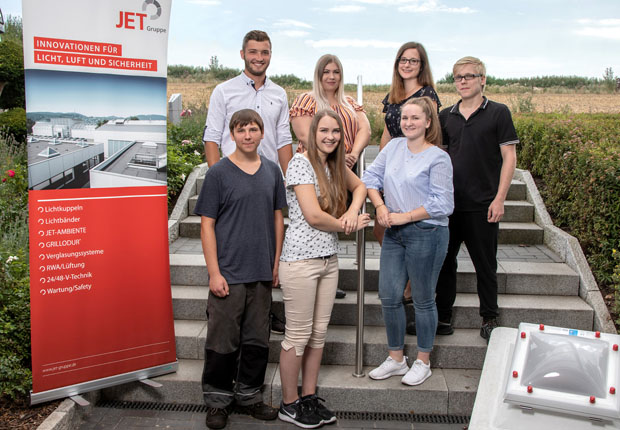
[439,97,519,212]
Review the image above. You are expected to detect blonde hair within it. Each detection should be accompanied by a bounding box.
[388,42,436,104]
[305,110,348,217]
[401,96,442,147]
[453,56,486,91]
[312,54,355,115]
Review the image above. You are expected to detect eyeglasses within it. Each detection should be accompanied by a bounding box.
[398,57,421,66]
[454,73,482,82]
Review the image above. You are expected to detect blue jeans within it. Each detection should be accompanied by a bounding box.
[378,221,449,353]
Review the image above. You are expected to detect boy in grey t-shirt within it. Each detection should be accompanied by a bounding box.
[194,109,286,429]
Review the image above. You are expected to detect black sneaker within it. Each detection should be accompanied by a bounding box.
[336,288,346,299]
[271,312,285,335]
[278,398,322,428]
[302,394,336,424]
[205,407,228,429]
[241,401,278,420]
[480,318,499,343]
[436,320,454,335]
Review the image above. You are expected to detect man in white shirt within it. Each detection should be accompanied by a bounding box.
[203,30,293,174]
[202,30,292,336]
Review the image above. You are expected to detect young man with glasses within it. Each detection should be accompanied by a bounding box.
[435,56,518,342]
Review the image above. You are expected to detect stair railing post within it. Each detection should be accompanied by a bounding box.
[353,149,366,377]
[353,150,366,376]
[353,77,365,378]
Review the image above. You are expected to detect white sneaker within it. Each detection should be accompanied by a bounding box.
[401,359,432,386]
[369,356,409,380]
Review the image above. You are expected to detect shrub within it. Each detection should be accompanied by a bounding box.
[612,249,620,327]
[270,74,311,89]
[0,135,30,400]
[603,67,617,92]
[365,108,384,146]
[515,114,620,294]
[510,95,535,113]
[0,39,25,109]
[167,106,207,208]
[0,108,27,144]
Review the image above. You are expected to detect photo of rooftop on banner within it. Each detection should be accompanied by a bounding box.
[27,115,167,190]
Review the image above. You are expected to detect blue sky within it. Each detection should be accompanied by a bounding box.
[25,70,167,117]
[4,0,620,84]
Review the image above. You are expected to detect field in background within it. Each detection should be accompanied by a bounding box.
[167,81,620,115]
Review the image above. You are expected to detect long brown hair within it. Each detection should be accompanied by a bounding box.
[402,96,442,147]
[388,42,435,104]
[305,110,348,217]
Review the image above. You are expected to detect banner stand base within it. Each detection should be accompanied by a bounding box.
[70,395,90,406]
[30,360,178,405]
[139,378,163,388]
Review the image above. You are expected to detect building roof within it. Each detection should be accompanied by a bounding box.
[97,121,166,134]
[28,138,100,164]
[93,141,166,182]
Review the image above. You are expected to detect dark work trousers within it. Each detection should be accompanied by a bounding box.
[435,211,499,322]
[202,281,271,409]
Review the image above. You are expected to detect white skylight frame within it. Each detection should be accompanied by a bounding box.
[504,322,620,421]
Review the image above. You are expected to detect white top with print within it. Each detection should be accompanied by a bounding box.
[281,154,339,262]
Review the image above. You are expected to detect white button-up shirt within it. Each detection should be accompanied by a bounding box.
[203,72,293,164]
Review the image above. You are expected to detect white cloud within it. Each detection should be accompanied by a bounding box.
[398,1,476,14]
[577,18,620,26]
[575,18,620,40]
[275,30,311,38]
[306,38,401,49]
[576,26,620,40]
[274,19,313,29]
[343,0,475,13]
[187,0,220,5]
[346,0,411,4]
[328,5,366,12]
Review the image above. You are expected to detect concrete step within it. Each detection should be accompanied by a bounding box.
[196,171,525,199]
[99,358,479,415]
[173,319,487,369]
[179,215,544,245]
[188,193,534,223]
[169,255,579,296]
[100,359,276,406]
[170,285,592,330]
[271,364,480,416]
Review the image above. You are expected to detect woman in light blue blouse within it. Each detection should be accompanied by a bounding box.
[362,96,453,386]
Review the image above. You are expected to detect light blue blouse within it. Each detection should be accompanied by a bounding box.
[362,138,454,226]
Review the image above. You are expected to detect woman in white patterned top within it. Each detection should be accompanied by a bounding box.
[277,110,369,428]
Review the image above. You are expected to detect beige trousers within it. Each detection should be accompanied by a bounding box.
[279,255,339,356]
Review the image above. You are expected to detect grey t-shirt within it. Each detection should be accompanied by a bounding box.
[194,156,286,284]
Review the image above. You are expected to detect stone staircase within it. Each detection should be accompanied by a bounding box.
[101,146,594,417]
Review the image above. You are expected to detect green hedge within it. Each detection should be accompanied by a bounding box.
[167,108,207,208]
[0,136,30,400]
[514,114,620,289]
[0,108,27,145]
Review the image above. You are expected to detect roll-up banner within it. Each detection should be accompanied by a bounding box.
[23,0,177,405]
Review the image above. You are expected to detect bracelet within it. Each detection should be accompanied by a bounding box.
[375,203,385,209]
[410,212,414,222]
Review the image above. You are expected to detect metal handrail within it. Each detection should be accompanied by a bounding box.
[353,148,366,378]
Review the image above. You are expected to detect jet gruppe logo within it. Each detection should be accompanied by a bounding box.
[115,0,166,34]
